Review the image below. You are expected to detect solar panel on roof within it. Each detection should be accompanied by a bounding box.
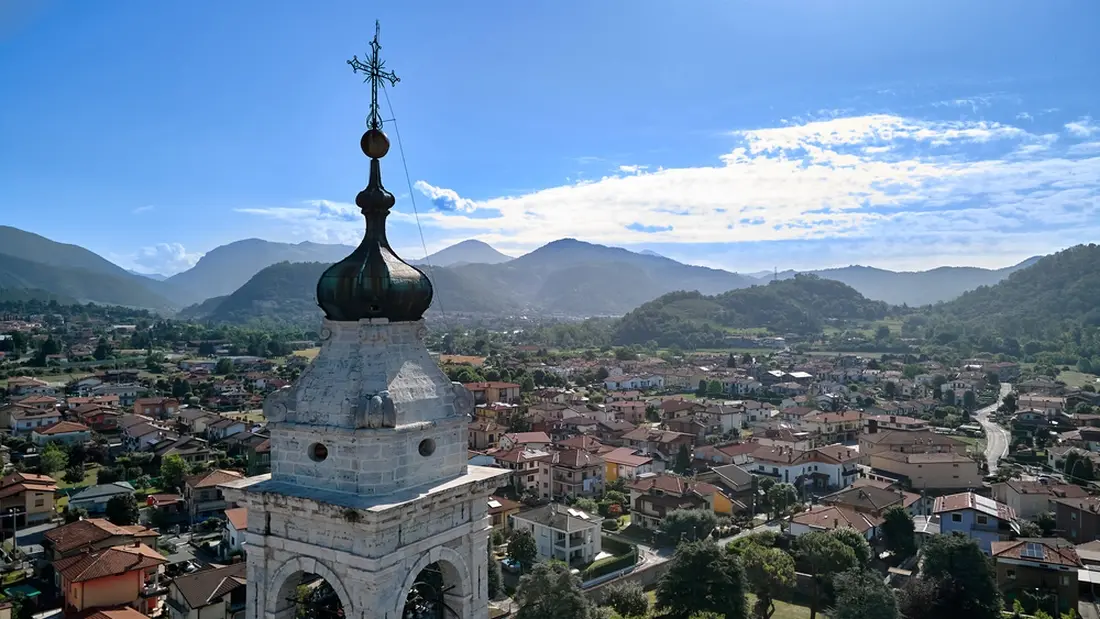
[1023,542,1045,560]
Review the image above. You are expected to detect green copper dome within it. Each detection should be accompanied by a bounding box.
[316,129,433,322]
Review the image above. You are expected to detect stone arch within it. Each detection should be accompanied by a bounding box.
[392,545,472,618]
[268,555,354,619]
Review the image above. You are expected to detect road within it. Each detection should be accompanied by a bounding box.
[974,382,1012,472]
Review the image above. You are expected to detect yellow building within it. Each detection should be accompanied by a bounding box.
[0,472,57,526]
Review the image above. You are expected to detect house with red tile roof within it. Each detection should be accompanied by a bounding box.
[54,543,167,615]
[749,443,861,491]
[0,471,57,526]
[991,539,1083,613]
[223,506,249,556]
[498,431,552,451]
[32,420,91,445]
[629,472,741,530]
[462,381,521,405]
[549,449,604,500]
[44,518,159,560]
[184,469,243,523]
[790,504,883,539]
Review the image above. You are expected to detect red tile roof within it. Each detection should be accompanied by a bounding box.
[933,491,1016,521]
[186,469,244,489]
[602,447,653,467]
[224,507,248,531]
[991,539,1083,567]
[35,420,90,435]
[791,504,882,534]
[45,519,158,554]
[54,543,166,582]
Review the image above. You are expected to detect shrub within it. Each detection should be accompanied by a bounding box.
[602,519,619,531]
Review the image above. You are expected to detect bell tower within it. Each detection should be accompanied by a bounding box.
[221,22,508,619]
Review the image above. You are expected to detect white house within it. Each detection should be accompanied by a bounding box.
[223,506,248,556]
[750,444,861,491]
[603,375,665,391]
[510,503,602,565]
[31,421,92,445]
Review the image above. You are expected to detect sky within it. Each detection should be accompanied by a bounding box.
[1,1,1099,276]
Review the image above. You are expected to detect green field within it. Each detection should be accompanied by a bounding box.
[1057,370,1099,389]
[641,591,813,619]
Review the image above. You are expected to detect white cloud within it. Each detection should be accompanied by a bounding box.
[238,113,1100,270]
[618,165,648,174]
[132,205,155,214]
[1066,116,1100,138]
[129,243,200,275]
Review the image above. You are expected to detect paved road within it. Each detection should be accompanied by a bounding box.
[974,382,1012,472]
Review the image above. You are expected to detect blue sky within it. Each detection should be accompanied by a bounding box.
[1,1,1099,275]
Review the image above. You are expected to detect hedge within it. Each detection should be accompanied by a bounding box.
[582,548,637,580]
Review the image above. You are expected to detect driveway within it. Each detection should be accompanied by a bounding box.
[974,382,1012,471]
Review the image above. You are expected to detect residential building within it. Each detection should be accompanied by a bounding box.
[462,381,522,405]
[185,469,244,522]
[990,539,1082,614]
[2,405,61,435]
[166,563,248,619]
[801,411,863,444]
[69,482,136,515]
[6,376,54,396]
[145,494,187,528]
[223,507,248,557]
[54,543,167,615]
[700,464,755,510]
[0,472,57,526]
[859,429,968,459]
[991,479,1090,521]
[497,432,552,451]
[621,427,695,461]
[549,449,604,499]
[750,444,861,491]
[868,450,984,492]
[789,504,882,540]
[31,420,92,445]
[153,436,216,469]
[603,375,664,391]
[207,417,247,441]
[934,491,1018,553]
[43,518,160,560]
[487,495,521,532]
[629,472,738,530]
[510,504,602,566]
[72,403,122,431]
[492,447,551,498]
[92,383,143,407]
[602,447,656,483]
[133,397,180,419]
[1053,496,1100,543]
[16,394,59,410]
[246,438,270,475]
[468,418,504,450]
[819,483,920,517]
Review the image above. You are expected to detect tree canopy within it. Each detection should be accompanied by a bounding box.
[656,540,748,619]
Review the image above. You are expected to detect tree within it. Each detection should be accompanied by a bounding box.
[487,540,503,600]
[63,466,86,484]
[796,531,859,619]
[515,561,595,619]
[943,389,956,406]
[829,528,872,567]
[1017,520,1043,537]
[64,506,89,523]
[883,381,897,398]
[603,580,649,618]
[742,543,795,619]
[919,533,1001,619]
[962,390,977,411]
[656,540,748,619]
[160,454,189,490]
[674,444,693,474]
[1064,450,1096,481]
[39,442,68,475]
[508,529,538,573]
[574,497,599,514]
[93,337,112,361]
[880,505,916,557]
[696,380,708,397]
[727,353,737,368]
[105,493,140,526]
[215,358,234,375]
[658,509,718,546]
[520,376,535,392]
[875,325,891,341]
[766,483,798,518]
[707,380,725,398]
[897,576,945,619]
[831,568,898,619]
[1036,511,1057,536]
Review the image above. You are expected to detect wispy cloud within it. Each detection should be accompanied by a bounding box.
[1066,116,1100,138]
[238,111,1100,270]
[114,242,200,275]
[132,205,155,214]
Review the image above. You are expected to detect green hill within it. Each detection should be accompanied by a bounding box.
[0,253,175,310]
[185,261,521,325]
[613,274,890,347]
[933,243,1100,340]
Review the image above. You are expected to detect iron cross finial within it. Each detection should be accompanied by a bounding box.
[347,20,400,131]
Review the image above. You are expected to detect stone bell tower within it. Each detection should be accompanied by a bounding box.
[221,22,508,619]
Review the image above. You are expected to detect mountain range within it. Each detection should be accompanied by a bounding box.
[0,225,1058,319]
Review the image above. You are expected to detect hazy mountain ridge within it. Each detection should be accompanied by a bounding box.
[758,257,1042,306]
[410,240,511,267]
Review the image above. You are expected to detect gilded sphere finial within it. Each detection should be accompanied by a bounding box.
[361,129,390,159]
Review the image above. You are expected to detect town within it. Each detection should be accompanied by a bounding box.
[1,301,1098,619]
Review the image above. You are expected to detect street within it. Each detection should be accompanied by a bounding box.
[974,382,1012,472]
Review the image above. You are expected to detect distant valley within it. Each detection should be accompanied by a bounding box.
[0,225,1054,323]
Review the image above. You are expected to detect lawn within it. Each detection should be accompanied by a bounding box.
[57,465,99,490]
[292,348,321,360]
[1057,370,1099,389]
